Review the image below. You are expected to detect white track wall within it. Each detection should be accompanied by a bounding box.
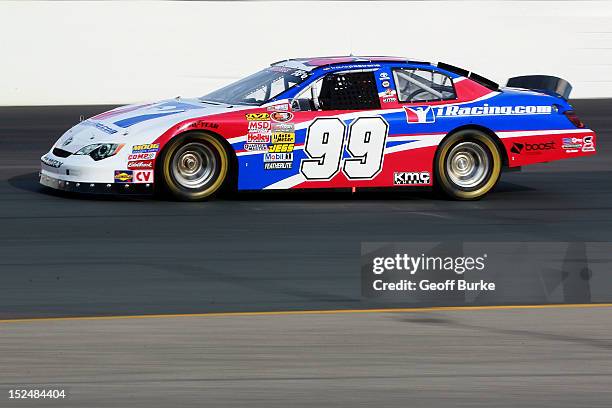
[1,1,611,105]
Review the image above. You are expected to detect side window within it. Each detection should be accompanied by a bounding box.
[392,69,456,103]
[318,71,381,111]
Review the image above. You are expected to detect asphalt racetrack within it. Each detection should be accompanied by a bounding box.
[1,100,611,318]
[1,100,611,407]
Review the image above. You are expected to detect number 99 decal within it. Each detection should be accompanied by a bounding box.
[300,117,389,180]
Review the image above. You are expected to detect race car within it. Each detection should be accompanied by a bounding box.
[40,56,597,201]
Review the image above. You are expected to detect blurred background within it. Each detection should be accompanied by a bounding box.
[1,0,611,105]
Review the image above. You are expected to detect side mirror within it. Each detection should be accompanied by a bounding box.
[291,98,315,112]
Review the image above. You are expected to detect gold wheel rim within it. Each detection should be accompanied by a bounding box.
[438,133,501,199]
[163,135,228,198]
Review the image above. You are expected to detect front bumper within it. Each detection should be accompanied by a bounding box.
[40,150,154,195]
[39,173,154,195]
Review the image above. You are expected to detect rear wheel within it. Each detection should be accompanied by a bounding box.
[434,129,502,200]
[159,132,230,201]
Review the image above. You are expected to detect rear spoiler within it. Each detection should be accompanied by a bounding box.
[506,75,572,100]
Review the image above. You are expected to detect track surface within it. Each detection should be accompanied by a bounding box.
[0,100,611,318]
[2,307,612,408]
[1,101,611,407]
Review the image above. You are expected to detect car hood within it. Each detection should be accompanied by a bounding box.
[54,98,247,153]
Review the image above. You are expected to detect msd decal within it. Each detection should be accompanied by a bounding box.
[404,106,435,124]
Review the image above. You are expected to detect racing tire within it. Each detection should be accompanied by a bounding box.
[158,132,230,201]
[434,129,502,200]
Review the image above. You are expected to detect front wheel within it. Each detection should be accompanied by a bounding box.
[158,132,230,201]
[434,129,502,200]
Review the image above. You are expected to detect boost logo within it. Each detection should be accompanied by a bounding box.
[511,141,555,154]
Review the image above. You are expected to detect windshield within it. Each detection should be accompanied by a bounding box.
[201,66,310,106]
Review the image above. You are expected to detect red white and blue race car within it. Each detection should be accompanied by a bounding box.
[40,56,596,200]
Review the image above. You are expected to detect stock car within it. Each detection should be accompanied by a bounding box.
[40,56,597,200]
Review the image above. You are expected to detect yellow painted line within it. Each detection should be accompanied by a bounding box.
[1,303,612,324]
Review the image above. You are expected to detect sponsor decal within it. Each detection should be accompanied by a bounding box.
[267,103,290,112]
[382,80,390,88]
[41,155,63,168]
[270,111,294,123]
[436,104,552,117]
[383,97,397,103]
[247,134,271,144]
[264,162,292,170]
[562,136,595,153]
[128,152,156,160]
[269,67,308,79]
[94,122,117,134]
[82,120,118,134]
[562,137,583,152]
[248,121,271,131]
[394,171,431,185]
[243,143,269,152]
[264,152,293,162]
[582,136,595,152]
[114,170,133,183]
[133,170,154,183]
[510,141,555,155]
[247,121,271,142]
[323,63,380,72]
[132,144,159,153]
[269,66,294,73]
[245,112,270,121]
[272,122,294,132]
[291,69,309,80]
[268,144,294,153]
[379,72,390,80]
[271,132,295,144]
[128,160,154,170]
[189,120,219,130]
[404,106,435,124]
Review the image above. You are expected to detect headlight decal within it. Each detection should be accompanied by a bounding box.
[75,143,124,161]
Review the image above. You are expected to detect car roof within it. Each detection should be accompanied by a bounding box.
[272,56,431,71]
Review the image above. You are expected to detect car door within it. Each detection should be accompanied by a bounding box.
[290,69,391,187]
[381,67,459,186]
